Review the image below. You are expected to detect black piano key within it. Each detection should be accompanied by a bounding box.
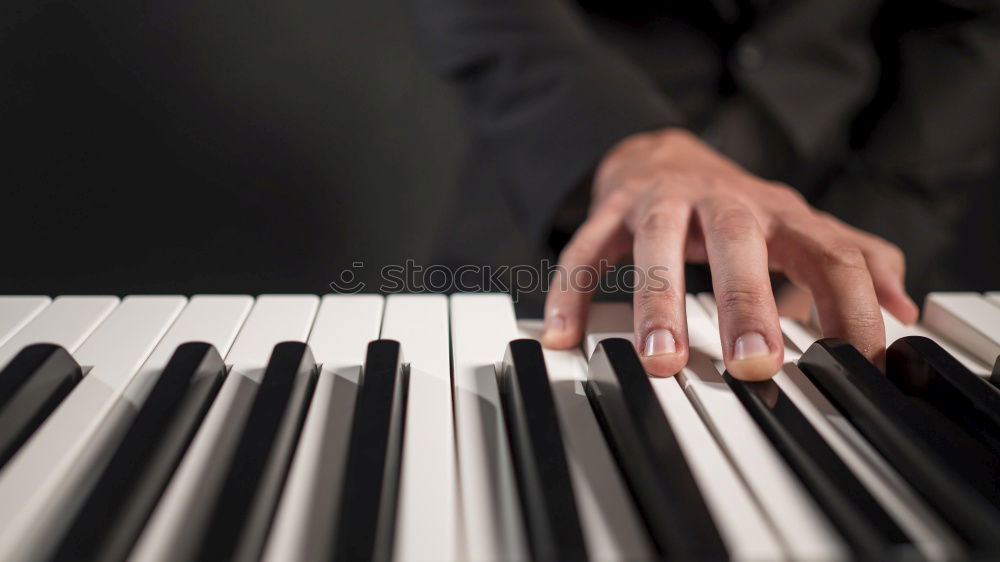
[887,336,1000,455]
[499,339,588,562]
[329,340,408,562]
[585,338,727,561]
[0,344,82,468]
[195,341,318,562]
[723,373,915,560]
[52,342,226,562]
[798,338,1000,552]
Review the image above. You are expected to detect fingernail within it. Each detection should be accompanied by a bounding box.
[543,313,566,335]
[734,332,770,360]
[643,329,676,357]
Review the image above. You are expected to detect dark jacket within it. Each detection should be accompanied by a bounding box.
[412,0,1000,298]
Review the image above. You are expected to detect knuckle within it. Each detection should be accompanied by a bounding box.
[709,207,760,240]
[634,287,681,318]
[637,205,681,235]
[812,243,868,271]
[770,183,809,209]
[717,288,772,315]
[600,187,634,213]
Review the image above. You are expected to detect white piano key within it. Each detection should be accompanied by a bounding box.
[518,319,653,561]
[0,296,185,561]
[133,295,318,562]
[121,296,254,406]
[696,292,718,323]
[779,317,820,358]
[0,296,50,351]
[584,302,786,562]
[0,295,118,368]
[882,308,991,376]
[922,292,1000,367]
[263,294,384,562]
[583,301,636,359]
[449,294,527,561]
[987,292,1000,308]
[376,295,459,562]
[684,297,847,561]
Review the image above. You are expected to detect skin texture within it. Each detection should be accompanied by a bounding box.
[541,128,919,381]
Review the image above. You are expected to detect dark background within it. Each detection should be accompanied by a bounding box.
[1,0,463,295]
[2,1,997,298]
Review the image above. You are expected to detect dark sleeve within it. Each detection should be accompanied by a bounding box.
[863,0,1000,188]
[408,0,683,243]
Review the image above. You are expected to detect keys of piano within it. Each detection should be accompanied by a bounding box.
[0,296,50,350]
[133,295,318,561]
[263,294,384,562]
[518,319,653,561]
[0,344,82,469]
[724,374,915,559]
[681,297,847,561]
[585,301,785,562]
[499,339,588,562]
[0,296,182,561]
[449,293,528,561]
[799,339,1000,554]
[586,338,728,560]
[887,335,1000,455]
[379,294,458,562]
[53,342,227,562]
[0,295,118,369]
[329,340,407,562]
[195,342,318,562]
[923,292,1000,368]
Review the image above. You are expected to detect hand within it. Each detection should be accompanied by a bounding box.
[541,128,918,380]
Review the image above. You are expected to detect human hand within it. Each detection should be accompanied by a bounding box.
[541,128,918,380]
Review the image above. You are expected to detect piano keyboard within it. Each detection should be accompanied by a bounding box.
[0,292,998,562]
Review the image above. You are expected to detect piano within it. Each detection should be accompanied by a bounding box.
[0,291,998,562]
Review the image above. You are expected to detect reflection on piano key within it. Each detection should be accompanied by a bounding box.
[725,374,915,559]
[133,295,317,561]
[0,296,181,561]
[329,341,406,562]
[263,294,383,562]
[449,294,528,561]
[888,336,1000,456]
[799,339,1000,554]
[519,319,653,561]
[0,344,82,470]
[195,342,318,562]
[586,338,727,560]
[499,339,588,562]
[585,301,784,562]
[53,342,226,562]
[682,296,846,561]
[380,295,458,562]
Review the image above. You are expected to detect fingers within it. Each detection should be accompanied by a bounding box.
[826,214,918,324]
[630,200,691,377]
[860,241,918,324]
[698,201,783,381]
[542,196,630,349]
[773,225,886,366]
